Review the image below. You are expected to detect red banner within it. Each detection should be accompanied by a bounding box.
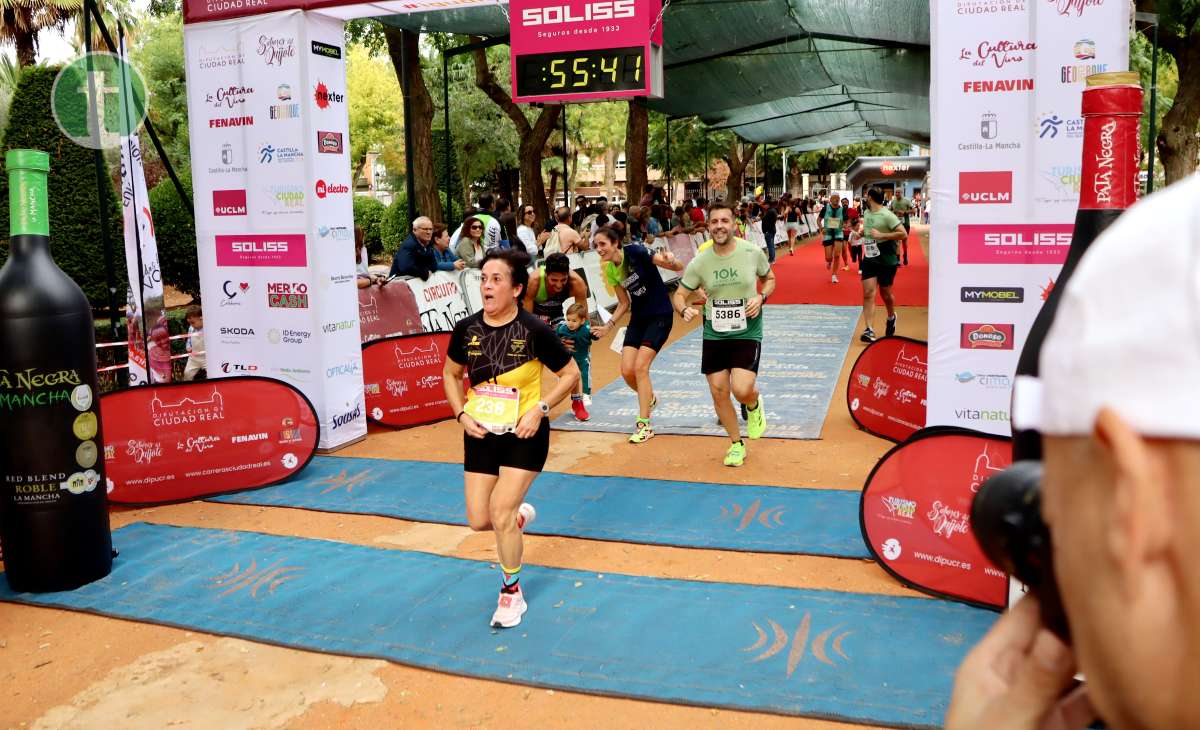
[860,427,1011,609]
[363,332,460,428]
[100,378,319,505]
[358,282,423,344]
[847,337,928,443]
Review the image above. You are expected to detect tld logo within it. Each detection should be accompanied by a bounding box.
[315,179,350,198]
[520,0,635,26]
[220,362,259,374]
[959,171,1012,204]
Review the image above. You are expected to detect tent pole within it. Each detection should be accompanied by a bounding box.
[703,130,708,200]
[442,51,452,225]
[400,30,417,224]
[665,117,671,204]
[83,0,121,344]
[562,106,568,205]
[1146,15,1159,195]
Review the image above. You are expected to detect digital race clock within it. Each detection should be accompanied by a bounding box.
[516,47,645,97]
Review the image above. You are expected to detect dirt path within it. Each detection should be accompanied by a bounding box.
[1,270,932,729]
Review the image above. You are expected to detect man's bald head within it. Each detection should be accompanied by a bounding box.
[412,216,433,243]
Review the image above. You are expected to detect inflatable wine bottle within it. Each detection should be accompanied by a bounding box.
[1011,72,1143,460]
[0,149,112,592]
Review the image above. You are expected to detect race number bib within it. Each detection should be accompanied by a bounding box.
[863,240,881,258]
[711,298,748,333]
[464,383,520,434]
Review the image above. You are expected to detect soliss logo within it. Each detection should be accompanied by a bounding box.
[521,0,635,26]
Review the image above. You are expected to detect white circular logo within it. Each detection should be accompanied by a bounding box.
[281,453,298,469]
[371,407,383,421]
[106,477,115,494]
[850,397,860,411]
[71,384,93,412]
[881,538,902,561]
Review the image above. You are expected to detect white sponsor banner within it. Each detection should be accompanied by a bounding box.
[926,0,1128,434]
[119,32,168,386]
[409,270,472,332]
[185,10,365,449]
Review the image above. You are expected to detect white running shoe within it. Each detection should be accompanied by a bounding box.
[491,585,528,628]
[582,394,592,407]
[516,502,536,531]
[831,274,839,283]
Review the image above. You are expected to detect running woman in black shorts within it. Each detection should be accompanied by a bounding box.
[592,226,684,443]
[443,249,580,629]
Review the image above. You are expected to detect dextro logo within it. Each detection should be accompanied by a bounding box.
[958,224,1072,264]
[521,0,636,26]
[960,323,1014,350]
[959,171,1012,204]
[212,189,247,216]
[315,179,350,198]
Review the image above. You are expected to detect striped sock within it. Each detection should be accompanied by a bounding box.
[501,564,521,593]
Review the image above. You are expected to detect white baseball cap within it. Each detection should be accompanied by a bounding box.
[1033,172,1200,438]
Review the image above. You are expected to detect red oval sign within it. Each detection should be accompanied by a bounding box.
[362,332,460,428]
[847,337,928,443]
[100,377,319,505]
[860,427,1010,609]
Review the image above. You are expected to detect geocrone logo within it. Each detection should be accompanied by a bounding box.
[957,224,1072,265]
[959,171,1012,204]
[212,189,247,216]
[520,0,635,26]
[960,286,1023,303]
[960,323,1014,350]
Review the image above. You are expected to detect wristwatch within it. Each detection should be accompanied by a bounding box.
[538,400,550,415]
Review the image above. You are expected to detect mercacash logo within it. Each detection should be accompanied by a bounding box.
[957,224,1072,264]
[267,281,309,308]
[50,52,149,150]
[520,0,636,26]
[959,171,1013,204]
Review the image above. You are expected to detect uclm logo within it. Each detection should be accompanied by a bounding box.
[212,189,247,216]
[315,179,350,199]
[521,0,635,26]
[959,171,1012,204]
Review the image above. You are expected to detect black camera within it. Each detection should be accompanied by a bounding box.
[971,460,1071,642]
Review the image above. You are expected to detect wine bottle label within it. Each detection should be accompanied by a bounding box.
[1079,84,1143,211]
[8,168,49,237]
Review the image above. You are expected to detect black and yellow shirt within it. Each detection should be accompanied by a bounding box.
[448,309,573,418]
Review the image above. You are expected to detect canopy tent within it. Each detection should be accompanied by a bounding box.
[187,0,931,151]
[845,156,930,194]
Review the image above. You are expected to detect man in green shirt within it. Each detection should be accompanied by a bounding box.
[859,187,908,343]
[891,189,913,265]
[819,196,847,283]
[672,202,776,467]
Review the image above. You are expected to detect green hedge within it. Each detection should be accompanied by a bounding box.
[353,195,387,257]
[149,170,198,298]
[0,65,125,310]
[380,191,465,254]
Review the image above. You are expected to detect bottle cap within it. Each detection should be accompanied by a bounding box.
[6,149,50,173]
[1085,71,1140,88]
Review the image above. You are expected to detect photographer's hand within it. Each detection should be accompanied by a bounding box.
[946,596,1095,730]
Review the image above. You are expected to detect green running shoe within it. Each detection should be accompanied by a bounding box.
[746,396,767,439]
[629,419,654,444]
[724,441,746,467]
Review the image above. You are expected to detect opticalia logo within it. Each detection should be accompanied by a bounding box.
[313,81,345,109]
[1037,112,1083,139]
[326,361,362,379]
[212,189,247,216]
[962,79,1034,93]
[955,371,1013,389]
[221,280,248,306]
[209,115,253,129]
[331,402,362,430]
[960,323,1014,350]
[259,143,303,164]
[220,362,259,374]
[216,234,307,267]
[520,0,635,26]
[317,131,343,154]
[311,40,342,59]
[257,35,296,66]
[318,225,352,240]
[960,286,1024,303]
[1047,0,1107,17]
[957,39,1036,69]
[206,84,253,109]
[955,0,1027,15]
[315,179,350,198]
[267,281,310,308]
[959,171,1012,204]
[957,224,1072,264]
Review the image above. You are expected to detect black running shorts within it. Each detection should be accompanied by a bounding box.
[464,418,550,475]
[860,259,899,287]
[700,338,762,375]
[623,313,673,352]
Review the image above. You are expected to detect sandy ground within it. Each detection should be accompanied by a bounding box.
[1,237,935,730]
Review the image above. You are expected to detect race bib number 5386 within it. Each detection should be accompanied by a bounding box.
[711,298,747,333]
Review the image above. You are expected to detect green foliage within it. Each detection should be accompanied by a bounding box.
[346,44,404,190]
[353,195,387,256]
[148,168,197,297]
[790,141,911,175]
[431,127,462,210]
[381,193,410,253]
[130,12,189,170]
[345,18,388,56]
[0,65,125,310]
[647,115,732,180]
[1130,28,1179,181]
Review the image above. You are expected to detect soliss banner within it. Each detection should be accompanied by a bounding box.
[847,337,928,443]
[362,332,460,428]
[859,427,1010,609]
[100,377,319,504]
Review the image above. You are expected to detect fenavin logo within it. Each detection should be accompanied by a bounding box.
[521,0,635,26]
[961,286,1024,303]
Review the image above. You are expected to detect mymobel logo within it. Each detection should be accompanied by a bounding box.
[962,78,1034,93]
[311,40,342,59]
[313,81,344,109]
[520,0,636,26]
[51,52,149,150]
[960,323,1014,350]
[315,180,350,198]
[961,286,1024,303]
[212,189,247,216]
[959,171,1013,204]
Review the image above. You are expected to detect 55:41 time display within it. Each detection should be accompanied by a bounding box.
[516,47,645,97]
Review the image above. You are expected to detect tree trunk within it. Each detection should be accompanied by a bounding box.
[625,100,648,207]
[725,140,759,202]
[547,169,559,211]
[383,27,442,222]
[1157,38,1200,185]
[470,37,561,223]
[603,148,616,199]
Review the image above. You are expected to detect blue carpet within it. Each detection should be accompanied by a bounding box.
[210,456,868,558]
[0,523,995,727]
[554,305,861,439]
